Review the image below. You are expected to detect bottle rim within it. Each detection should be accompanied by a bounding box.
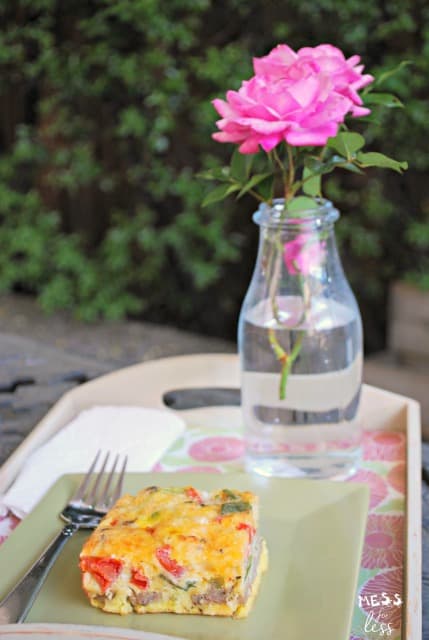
[253,198,340,229]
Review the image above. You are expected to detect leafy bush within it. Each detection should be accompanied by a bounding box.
[0,0,427,348]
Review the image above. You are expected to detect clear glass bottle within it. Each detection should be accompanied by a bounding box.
[238,199,363,479]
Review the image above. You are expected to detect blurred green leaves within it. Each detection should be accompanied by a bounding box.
[0,0,427,343]
[0,0,244,331]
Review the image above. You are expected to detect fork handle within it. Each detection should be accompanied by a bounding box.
[0,522,78,624]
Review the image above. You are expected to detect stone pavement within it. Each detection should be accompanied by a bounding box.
[0,293,235,465]
[0,294,235,367]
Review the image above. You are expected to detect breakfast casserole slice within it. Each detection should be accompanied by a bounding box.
[79,485,268,617]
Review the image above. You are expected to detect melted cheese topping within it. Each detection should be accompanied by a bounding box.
[82,487,257,579]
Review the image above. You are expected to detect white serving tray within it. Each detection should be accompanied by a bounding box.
[0,354,422,639]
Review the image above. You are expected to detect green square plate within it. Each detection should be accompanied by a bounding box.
[0,473,369,640]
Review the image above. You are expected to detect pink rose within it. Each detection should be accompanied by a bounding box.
[212,43,373,153]
[296,44,373,117]
[283,233,326,275]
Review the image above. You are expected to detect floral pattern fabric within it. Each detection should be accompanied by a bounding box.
[0,427,406,639]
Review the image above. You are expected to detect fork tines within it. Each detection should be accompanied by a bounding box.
[70,450,127,512]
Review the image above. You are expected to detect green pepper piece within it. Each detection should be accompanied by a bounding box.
[222,489,238,500]
[159,574,197,591]
[220,501,251,515]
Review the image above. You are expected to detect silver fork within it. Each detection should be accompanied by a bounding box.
[0,450,127,624]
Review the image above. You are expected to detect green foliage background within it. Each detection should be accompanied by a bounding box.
[0,0,428,349]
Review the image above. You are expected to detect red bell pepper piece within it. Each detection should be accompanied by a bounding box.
[80,556,123,592]
[236,522,256,543]
[155,545,185,578]
[131,569,149,589]
[185,487,202,503]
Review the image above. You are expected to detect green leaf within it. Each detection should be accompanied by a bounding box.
[339,163,364,175]
[327,132,365,159]
[286,196,318,214]
[305,154,354,177]
[116,106,147,137]
[202,183,240,207]
[374,60,412,87]
[197,167,230,182]
[255,174,274,201]
[230,149,253,182]
[302,167,321,197]
[363,92,404,108]
[220,501,251,515]
[236,173,271,198]
[356,152,408,173]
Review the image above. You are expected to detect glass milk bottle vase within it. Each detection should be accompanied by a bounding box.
[238,199,363,479]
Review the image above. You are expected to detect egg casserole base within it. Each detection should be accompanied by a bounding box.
[79,485,268,617]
